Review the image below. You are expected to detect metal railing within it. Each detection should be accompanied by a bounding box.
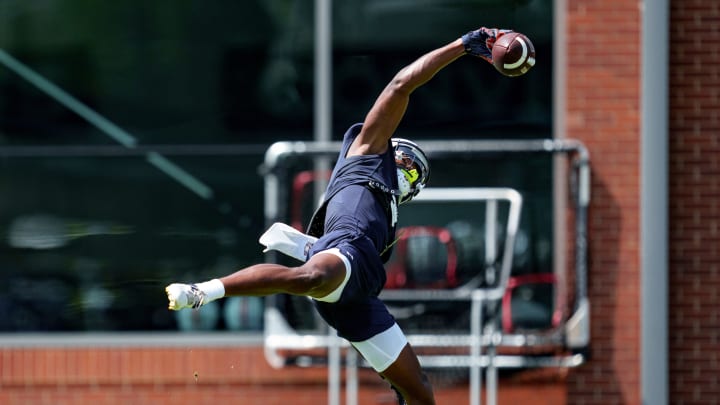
[261,139,590,405]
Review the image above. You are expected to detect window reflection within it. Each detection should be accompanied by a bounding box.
[0,0,553,332]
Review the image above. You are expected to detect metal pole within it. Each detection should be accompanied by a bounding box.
[314,0,332,201]
[470,291,483,405]
[346,349,358,405]
[486,331,499,405]
[314,2,337,404]
[328,328,341,405]
[641,0,669,403]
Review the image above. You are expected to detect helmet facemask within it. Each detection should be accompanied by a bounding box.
[392,138,430,205]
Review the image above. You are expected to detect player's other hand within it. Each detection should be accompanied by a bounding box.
[461,27,514,63]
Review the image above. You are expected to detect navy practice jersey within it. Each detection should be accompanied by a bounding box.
[306,123,399,260]
[306,124,402,340]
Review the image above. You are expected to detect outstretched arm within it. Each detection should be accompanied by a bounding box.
[348,27,508,157]
[348,39,466,157]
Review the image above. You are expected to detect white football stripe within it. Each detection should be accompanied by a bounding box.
[503,37,528,70]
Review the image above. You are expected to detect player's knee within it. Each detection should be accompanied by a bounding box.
[296,262,344,298]
[296,249,351,300]
[292,264,328,294]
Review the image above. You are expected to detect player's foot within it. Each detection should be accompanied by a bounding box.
[165,283,205,310]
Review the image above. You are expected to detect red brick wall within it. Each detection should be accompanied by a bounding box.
[564,0,720,404]
[564,0,642,404]
[5,1,717,404]
[566,0,641,405]
[0,346,402,405]
[0,347,565,405]
[668,1,720,404]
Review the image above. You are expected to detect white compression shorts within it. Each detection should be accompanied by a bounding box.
[351,323,408,372]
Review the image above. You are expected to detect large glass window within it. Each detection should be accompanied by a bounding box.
[0,0,553,332]
[0,150,266,331]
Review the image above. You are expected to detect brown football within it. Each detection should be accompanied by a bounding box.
[491,32,536,77]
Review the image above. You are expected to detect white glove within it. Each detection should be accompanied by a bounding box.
[259,222,318,262]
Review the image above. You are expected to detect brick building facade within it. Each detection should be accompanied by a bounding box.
[1,1,718,404]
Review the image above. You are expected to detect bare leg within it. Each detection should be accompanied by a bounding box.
[166,251,349,310]
[380,344,435,405]
[219,252,348,300]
